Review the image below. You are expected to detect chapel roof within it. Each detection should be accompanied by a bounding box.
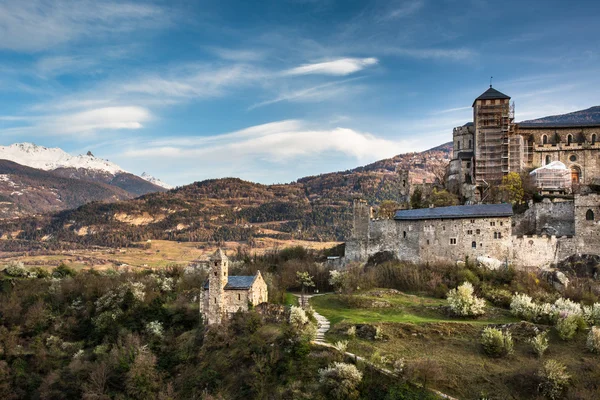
[394,203,513,221]
[203,275,258,290]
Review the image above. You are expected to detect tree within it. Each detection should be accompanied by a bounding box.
[296,271,315,308]
[429,188,459,207]
[410,187,424,209]
[376,200,400,219]
[500,172,524,204]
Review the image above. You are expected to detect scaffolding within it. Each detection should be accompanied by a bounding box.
[530,161,571,193]
[474,101,513,186]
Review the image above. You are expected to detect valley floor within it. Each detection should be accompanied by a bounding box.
[0,238,340,270]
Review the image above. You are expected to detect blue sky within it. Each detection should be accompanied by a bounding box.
[1,0,599,186]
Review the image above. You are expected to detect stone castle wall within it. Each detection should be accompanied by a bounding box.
[512,200,575,236]
[511,235,560,269]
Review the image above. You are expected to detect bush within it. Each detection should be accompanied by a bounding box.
[538,360,570,399]
[333,340,348,352]
[586,326,600,353]
[447,282,485,316]
[529,332,549,358]
[346,325,356,338]
[4,261,28,277]
[555,315,580,341]
[318,362,363,400]
[481,327,514,357]
[583,303,600,326]
[510,293,538,321]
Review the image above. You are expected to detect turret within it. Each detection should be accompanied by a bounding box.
[207,248,229,324]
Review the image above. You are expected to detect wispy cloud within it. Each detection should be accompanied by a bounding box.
[0,0,169,52]
[383,47,475,61]
[285,57,378,76]
[383,0,425,20]
[249,77,365,109]
[122,119,416,164]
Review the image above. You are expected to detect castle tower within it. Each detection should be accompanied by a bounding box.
[472,86,513,196]
[397,169,410,209]
[206,248,229,325]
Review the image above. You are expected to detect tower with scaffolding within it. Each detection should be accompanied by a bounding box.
[472,86,517,201]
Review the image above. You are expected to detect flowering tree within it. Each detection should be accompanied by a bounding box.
[447,282,485,316]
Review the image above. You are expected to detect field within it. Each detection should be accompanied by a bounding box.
[311,290,600,399]
[0,238,340,270]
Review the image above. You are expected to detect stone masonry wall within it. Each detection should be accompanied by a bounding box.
[512,199,575,236]
[511,235,560,269]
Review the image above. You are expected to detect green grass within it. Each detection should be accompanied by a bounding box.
[284,292,299,306]
[310,291,518,326]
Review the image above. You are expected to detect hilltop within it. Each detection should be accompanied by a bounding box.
[0,143,451,247]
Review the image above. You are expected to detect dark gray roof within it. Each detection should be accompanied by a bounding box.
[463,122,474,127]
[518,122,600,128]
[203,275,257,290]
[394,203,513,221]
[473,87,510,106]
[457,151,474,159]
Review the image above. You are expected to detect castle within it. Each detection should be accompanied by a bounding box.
[345,87,600,269]
[201,249,268,325]
[447,86,600,202]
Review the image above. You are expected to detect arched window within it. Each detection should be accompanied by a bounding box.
[593,134,597,145]
[403,231,407,238]
[587,209,595,221]
[567,134,573,145]
[542,135,548,145]
[545,155,551,165]
[471,241,476,248]
[571,166,581,183]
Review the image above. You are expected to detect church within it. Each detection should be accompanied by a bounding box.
[200,248,268,325]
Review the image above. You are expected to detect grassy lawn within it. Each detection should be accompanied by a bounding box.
[309,290,600,399]
[284,292,299,306]
[310,291,518,326]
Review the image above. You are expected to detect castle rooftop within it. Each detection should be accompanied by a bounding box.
[204,275,257,290]
[472,86,510,106]
[394,203,513,221]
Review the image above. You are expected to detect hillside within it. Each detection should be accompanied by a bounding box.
[0,143,452,247]
[520,105,600,125]
[0,160,133,219]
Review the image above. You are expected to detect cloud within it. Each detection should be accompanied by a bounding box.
[384,0,425,20]
[383,47,475,61]
[249,77,365,109]
[285,57,378,76]
[0,106,151,137]
[0,0,169,52]
[122,119,415,164]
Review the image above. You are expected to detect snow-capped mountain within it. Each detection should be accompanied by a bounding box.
[0,143,171,218]
[0,143,126,174]
[141,172,174,190]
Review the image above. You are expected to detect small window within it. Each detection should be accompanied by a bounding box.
[593,134,597,145]
[480,243,483,247]
[500,222,503,226]
[442,226,445,231]
[224,271,226,276]
[427,239,430,245]
[569,155,577,162]
[214,298,217,304]
[494,232,498,239]
[567,134,573,145]
[498,232,502,238]
[468,139,472,148]
[402,180,406,187]
[238,294,241,300]
[471,241,476,248]
[214,261,218,266]
[490,221,496,227]
[403,231,407,238]
[466,162,471,169]
[457,141,461,150]
[450,238,457,245]
[467,230,473,235]
[587,209,595,221]
[542,135,548,145]
[214,272,217,276]
[545,155,551,165]
[476,229,481,234]
[470,219,475,223]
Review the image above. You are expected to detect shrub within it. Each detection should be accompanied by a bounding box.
[481,327,513,357]
[586,326,600,353]
[374,325,384,341]
[538,360,570,399]
[289,306,316,340]
[405,358,443,389]
[529,332,549,358]
[346,325,356,338]
[510,293,538,321]
[447,282,485,316]
[333,340,348,353]
[555,315,579,341]
[52,263,76,278]
[583,303,600,326]
[318,362,363,400]
[329,270,348,293]
[4,261,28,277]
